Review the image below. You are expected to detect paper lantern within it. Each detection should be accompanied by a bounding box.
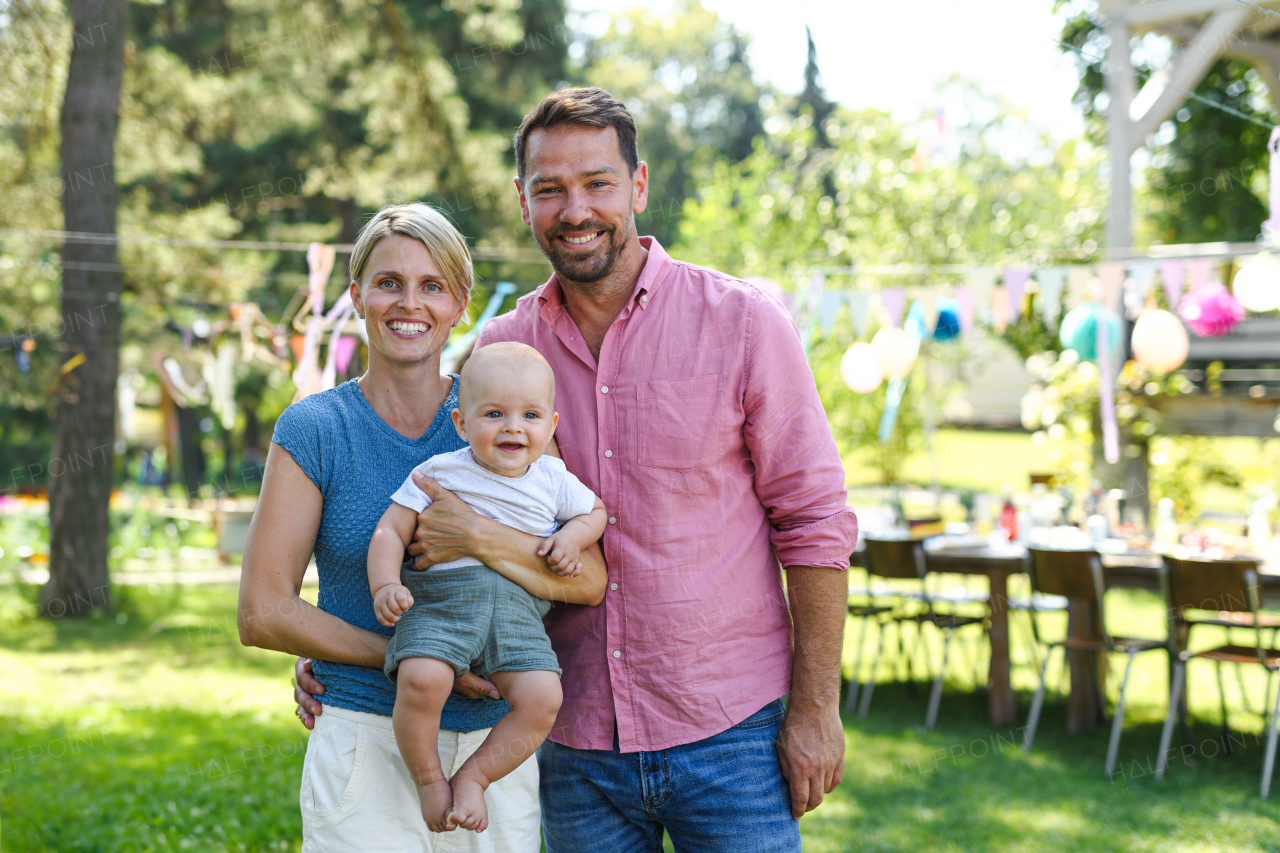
[1058,303,1121,362]
[872,327,917,380]
[1131,309,1189,373]
[1232,253,1280,313]
[840,342,884,393]
[932,297,961,341]
[1179,282,1244,337]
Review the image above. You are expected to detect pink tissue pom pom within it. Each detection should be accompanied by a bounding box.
[1178,282,1244,337]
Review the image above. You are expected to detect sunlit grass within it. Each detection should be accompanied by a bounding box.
[4,580,1280,851]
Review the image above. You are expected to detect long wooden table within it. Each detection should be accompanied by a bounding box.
[849,543,1280,730]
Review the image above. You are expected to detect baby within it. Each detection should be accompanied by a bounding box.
[367,342,606,834]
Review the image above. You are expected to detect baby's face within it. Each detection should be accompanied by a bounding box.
[452,362,557,477]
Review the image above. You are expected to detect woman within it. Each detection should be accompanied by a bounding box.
[238,203,605,852]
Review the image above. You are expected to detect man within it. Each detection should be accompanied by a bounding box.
[299,87,856,851]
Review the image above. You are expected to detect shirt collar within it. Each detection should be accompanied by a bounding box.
[536,235,672,314]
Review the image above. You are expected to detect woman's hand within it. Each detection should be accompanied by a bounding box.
[294,657,325,730]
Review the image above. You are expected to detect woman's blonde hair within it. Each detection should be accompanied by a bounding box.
[348,203,474,305]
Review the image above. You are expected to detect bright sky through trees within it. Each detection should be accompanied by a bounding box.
[572,0,1086,141]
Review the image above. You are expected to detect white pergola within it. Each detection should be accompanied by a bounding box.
[1099,0,1280,254]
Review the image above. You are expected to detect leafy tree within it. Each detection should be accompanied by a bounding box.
[674,94,1105,289]
[574,0,765,246]
[44,0,130,617]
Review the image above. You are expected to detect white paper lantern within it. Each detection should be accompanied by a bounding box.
[840,342,884,392]
[1232,253,1280,313]
[871,327,916,380]
[1131,309,1189,374]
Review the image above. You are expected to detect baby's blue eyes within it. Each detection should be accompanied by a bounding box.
[483,411,540,419]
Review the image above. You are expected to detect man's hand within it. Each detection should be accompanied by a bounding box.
[776,697,845,819]
[537,531,583,577]
[372,583,414,627]
[292,657,502,729]
[407,474,483,570]
[778,565,849,818]
[294,657,325,730]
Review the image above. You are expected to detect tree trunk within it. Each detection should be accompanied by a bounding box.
[42,0,128,619]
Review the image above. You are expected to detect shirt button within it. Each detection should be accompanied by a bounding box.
[610,582,618,590]
[640,294,648,303]
[608,516,617,524]
[612,650,622,658]
[604,450,613,458]
[600,385,609,393]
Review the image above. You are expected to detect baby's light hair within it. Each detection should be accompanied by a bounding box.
[458,342,555,410]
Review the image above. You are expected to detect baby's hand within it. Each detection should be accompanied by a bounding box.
[538,533,582,577]
[373,583,414,627]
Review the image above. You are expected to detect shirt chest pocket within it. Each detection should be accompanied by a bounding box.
[637,373,731,470]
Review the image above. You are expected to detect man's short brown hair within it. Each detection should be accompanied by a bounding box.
[514,87,639,184]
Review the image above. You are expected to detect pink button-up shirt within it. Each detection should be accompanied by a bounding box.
[477,237,858,752]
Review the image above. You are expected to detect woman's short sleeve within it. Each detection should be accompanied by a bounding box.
[271,399,328,495]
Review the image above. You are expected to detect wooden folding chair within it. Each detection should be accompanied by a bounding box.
[859,536,986,730]
[1021,547,1166,778]
[1154,556,1280,797]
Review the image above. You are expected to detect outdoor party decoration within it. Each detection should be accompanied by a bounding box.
[932,297,961,341]
[872,326,917,380]
[1159,259,1186,310]
[1035,268,1067,327]
[1002,268,1032,323]
[880,288,907,328]
[1232,252,1280,313]
[877,309,926,443]
[1131,309,1190,373]
[840,342,884,393]
[1058,302,1121,362]
[1179,281,1244,337]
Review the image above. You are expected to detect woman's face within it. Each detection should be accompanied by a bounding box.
[350,234,467,368]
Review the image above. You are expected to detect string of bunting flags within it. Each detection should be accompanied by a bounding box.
[783,246,1280,451]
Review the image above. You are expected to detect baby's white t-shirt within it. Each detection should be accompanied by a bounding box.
[390,447,598,571]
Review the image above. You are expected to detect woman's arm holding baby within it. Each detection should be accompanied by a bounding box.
[239,443,389,668]
[406,474,607,606]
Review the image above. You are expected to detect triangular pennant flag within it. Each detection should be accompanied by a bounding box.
[919,291,940,336]
[991,286,1010,334]
[953,287,975,332]
[1159,259,1186,309]
[1098,261,1126,313]
[1035,267,1067,327]
[967,267,997,324]
[1066,266,1093,309]
[1003,268,1033,323]
[819,291,843,337]
[334,336,358,375]
[1187,257,1214,290]
[880,288,907,328]
[847,291,871,338]
[1129,259,1157,315]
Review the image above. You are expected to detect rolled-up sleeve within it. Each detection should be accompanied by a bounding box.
[741,289,858,571]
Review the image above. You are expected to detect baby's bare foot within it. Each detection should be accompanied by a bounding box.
[448,775,489,833]
[419,779,455,833]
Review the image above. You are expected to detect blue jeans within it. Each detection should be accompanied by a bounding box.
[539,699,800,852]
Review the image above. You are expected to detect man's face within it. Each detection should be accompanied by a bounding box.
[515,124,648,285]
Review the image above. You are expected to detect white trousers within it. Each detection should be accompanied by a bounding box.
[300,704,541,853]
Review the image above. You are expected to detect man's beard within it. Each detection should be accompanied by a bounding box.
[535,218,630,285]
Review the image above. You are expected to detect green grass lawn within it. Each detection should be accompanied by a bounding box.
[4,582,1280,851]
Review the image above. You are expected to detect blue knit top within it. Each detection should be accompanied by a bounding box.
[271,377,509,729]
